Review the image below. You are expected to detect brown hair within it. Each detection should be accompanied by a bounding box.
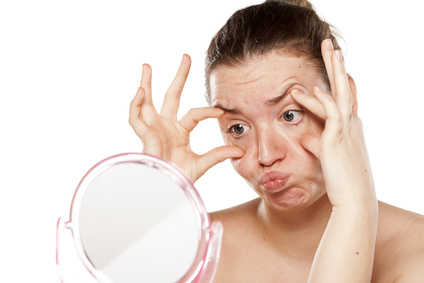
[205,0,341,104]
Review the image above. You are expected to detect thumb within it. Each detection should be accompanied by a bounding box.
[197,145,244,177]
[300,133,320,159]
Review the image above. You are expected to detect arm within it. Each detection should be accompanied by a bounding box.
[129,54,244,182]
[291,39,378,282]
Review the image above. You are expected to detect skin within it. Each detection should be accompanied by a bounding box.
[210,50,329,213]
[129,40,424,282]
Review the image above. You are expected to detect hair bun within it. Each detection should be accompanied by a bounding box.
[265,0,314,11]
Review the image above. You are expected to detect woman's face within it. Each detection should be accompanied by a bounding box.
[210,50,329,212]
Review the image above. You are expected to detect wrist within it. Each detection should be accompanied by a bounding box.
[331,200,379,225]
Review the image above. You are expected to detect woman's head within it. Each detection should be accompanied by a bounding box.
[205,0,341,104]
[206,0,346,211]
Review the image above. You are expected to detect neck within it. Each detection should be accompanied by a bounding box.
[256,193,332,258]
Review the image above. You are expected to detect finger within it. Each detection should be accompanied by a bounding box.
[160,54,191,117]
[129,87,149,136]
[129,87,144,120]
[332,50,353,120]
[290,89,326,120]
[313,86,343,139]
[179,107,225,132]
[321,39,336,94]
[197,145,245,177]
[140,64,158,117]
[140,64,153,104]
[300,133,320,159]
[347,75,358,116]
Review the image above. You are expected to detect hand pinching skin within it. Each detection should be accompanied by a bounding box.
[290,39,378,282]
[290,39,376,209]
[129,55,244,182]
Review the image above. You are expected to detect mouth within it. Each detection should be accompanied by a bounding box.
[259,171,290,193]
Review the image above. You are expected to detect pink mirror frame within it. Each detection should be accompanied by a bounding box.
[56,153,223,283]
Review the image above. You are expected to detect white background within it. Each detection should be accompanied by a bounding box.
[1,0,423,282]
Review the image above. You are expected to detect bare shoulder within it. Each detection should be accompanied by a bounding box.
[373,201,424,282]
[209,198,262,282]
[210,198,261,242]
[210,197,260,225]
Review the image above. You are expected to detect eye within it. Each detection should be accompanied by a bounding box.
[229,124,249,136]
[282,110,303,123]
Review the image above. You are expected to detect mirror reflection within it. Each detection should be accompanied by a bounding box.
[77,162,199,282]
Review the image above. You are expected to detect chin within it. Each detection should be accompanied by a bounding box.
[262,186,324,212]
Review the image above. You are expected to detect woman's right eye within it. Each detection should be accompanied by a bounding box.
[229,124,249,136]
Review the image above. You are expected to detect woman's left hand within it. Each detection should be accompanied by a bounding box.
[290,39,376,210]
[292,39,378,283]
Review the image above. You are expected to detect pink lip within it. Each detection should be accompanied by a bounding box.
[259,171,290,192]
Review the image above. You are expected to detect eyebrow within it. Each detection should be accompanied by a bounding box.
[265,82,298,105]
[213,103,240,114]
[213,82,299,114]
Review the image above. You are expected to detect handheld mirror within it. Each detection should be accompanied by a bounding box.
[56,153,223,283]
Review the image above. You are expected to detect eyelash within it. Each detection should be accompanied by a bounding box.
[281,110,303,124]
[227,124,249,138]
[227,110,304,138]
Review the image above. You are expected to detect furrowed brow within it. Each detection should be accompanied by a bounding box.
[213,82,299,113]
[266,82,298,105]
[213,103,241,114]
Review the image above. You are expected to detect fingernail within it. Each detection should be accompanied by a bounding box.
[291,89,301,96]
[214,107,225,115]
[314,85,324,94]
[335,50,343,62]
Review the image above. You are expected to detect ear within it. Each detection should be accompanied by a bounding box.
[347,74,358,116]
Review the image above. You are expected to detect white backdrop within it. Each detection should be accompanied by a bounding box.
[1,0,423,282]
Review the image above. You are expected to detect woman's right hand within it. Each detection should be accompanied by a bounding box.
[129,54,244,183]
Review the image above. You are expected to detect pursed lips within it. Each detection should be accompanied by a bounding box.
[259,170,290,192]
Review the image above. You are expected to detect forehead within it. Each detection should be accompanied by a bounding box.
[209,51,321,106]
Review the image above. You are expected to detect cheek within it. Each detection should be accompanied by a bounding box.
[294,114,325,172]
[230,151,253,180]
[219,127,254,178]
[304,111,325,135]
[288,114,324,162]
[220,126,251,151]
[224,115,324,178]
[287,110,324,141]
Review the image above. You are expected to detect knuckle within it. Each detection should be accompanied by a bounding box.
[129,100,138,109]
[335,112,343,124]
[128,116,138,126]
[187,108,197,115]
[328,106,342,123]
[186,107,202,119]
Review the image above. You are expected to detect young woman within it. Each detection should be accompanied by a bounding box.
[129,1,424,281]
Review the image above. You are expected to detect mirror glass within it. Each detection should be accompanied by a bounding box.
[76,161,199,282]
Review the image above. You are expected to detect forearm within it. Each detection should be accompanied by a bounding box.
[308,202,378,283]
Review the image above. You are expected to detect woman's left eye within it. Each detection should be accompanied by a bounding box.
[282,110,303,123]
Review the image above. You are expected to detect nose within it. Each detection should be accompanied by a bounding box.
[257,127,287,167]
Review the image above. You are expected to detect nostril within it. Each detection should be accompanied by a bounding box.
[258,138,286,167]
[258,154,276,167]
[258,145,274,166]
